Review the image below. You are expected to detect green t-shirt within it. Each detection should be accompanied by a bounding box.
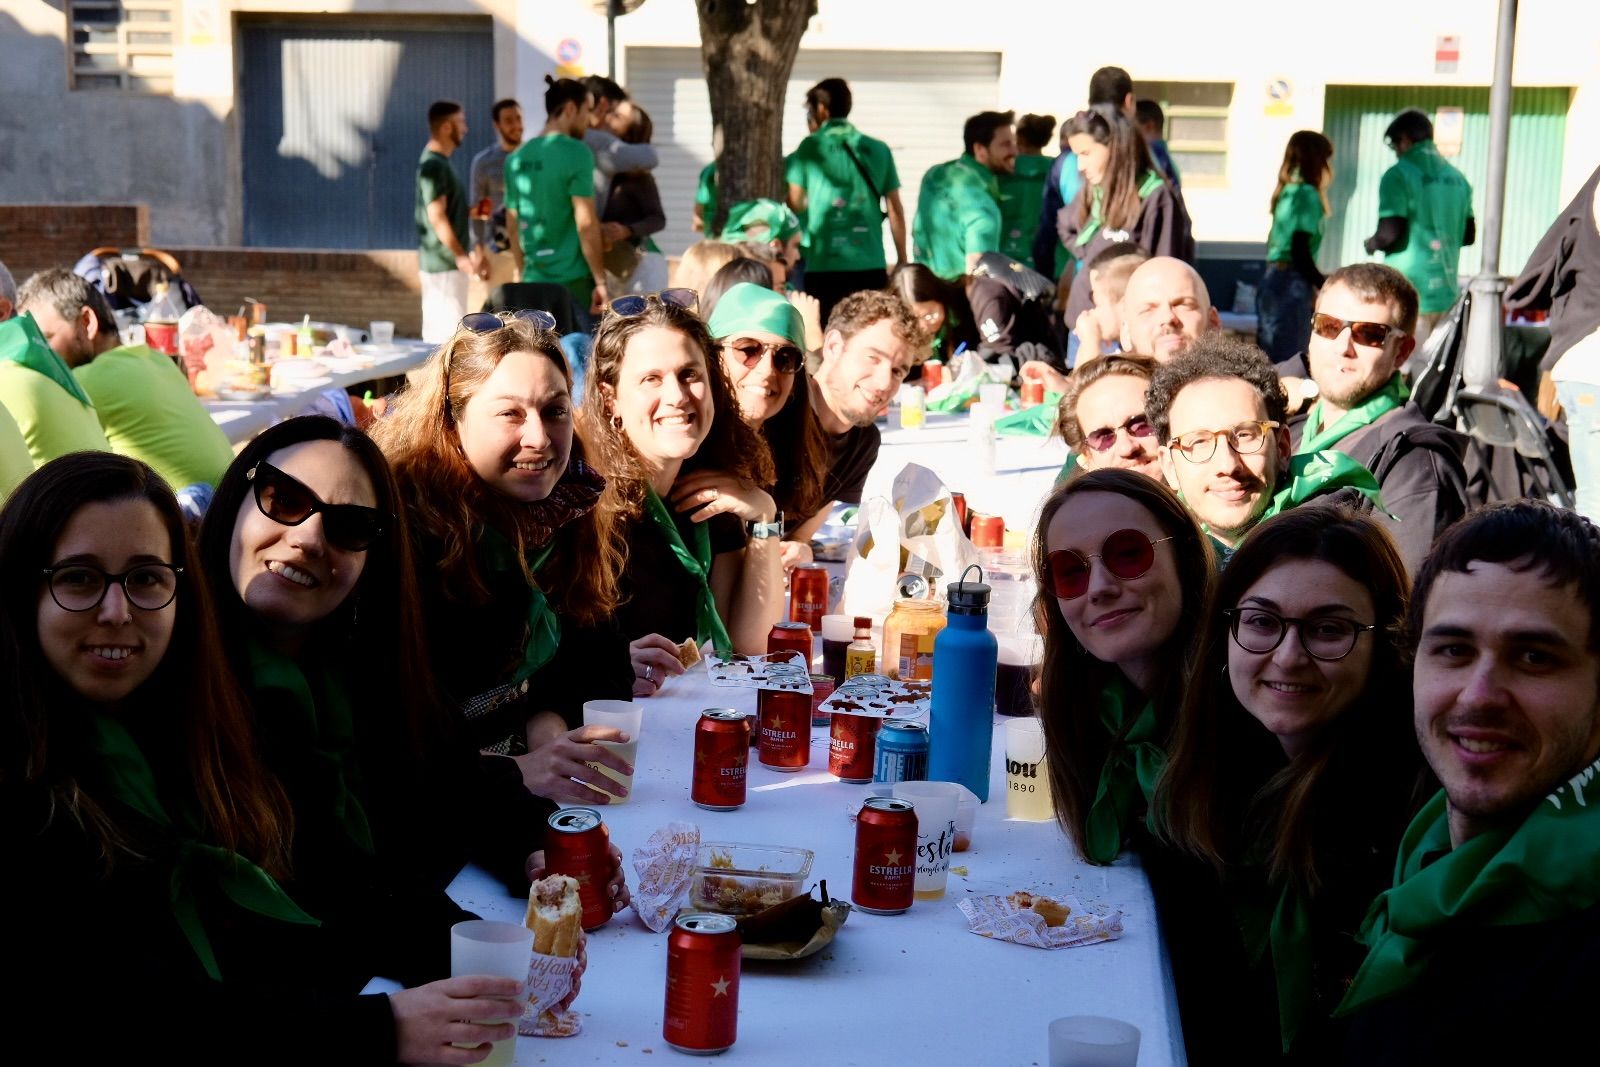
[415,149,469,274]
[0,360,111,466]
[912,155,1002,281]
[784,119,901,273]
[504,132,598,287]
[695,162,718,212]
[998,153,1054,265]
[1266,180,1325,263]
[74,344,235,490]
[0,402,31,504]
[1377,139,1475,313]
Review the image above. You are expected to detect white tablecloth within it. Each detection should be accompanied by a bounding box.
[433,668,1184,1066]
[203,340,435,443]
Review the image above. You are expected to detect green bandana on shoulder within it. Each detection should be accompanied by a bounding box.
[0,313,94,406]
[1297,374,1410,456]
[1260,449,1387,521]
[1082,675,1165,864]
[643,488,733,656]
[476,525,561,685]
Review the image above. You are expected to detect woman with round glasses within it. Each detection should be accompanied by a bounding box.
[1032,467,1213,864]
[3,452,529,1061]
[584,288,782,686]
[706,283,831,566]
[374,311,638,801]
[1155,505,1427,1061]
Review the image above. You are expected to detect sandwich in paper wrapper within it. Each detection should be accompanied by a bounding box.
[519,874,583,1037]
[957,892,1124,949]
[630,822,702,932]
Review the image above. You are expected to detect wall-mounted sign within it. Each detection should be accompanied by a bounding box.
[1435,106,1465,157]
[1436,35,1460,74]
[557,38,583,64]
[1265,77,1294,117]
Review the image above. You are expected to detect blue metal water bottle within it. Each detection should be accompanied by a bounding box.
[927,564,999,801]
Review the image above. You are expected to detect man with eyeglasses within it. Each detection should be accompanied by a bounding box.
[1295,263,1469,573]
[1147,334,1384,557]
[1056,354,1161,480]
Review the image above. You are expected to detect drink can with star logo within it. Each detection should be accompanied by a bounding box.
[853,796,918,914]
[692,709,750,810]
[757,688,810,771]
[829,709,881,783]
[664,912,741,1053]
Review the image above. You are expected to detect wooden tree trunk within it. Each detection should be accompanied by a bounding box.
[696,0,816,235]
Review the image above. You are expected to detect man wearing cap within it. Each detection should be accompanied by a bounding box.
[785,78,907,323]
[913,111,1017,281]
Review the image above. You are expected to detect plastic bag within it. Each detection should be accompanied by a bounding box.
[840,463,978,620]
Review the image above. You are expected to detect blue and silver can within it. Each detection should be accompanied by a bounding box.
[873,718,929,784]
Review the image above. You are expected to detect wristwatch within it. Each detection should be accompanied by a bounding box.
[747,514,784,540]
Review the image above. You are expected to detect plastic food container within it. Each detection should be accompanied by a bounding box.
[689,843,815,916]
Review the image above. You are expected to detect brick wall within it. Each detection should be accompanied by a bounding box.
[0,204,149,284]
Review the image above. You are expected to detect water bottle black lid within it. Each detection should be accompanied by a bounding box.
[946,563,991,613]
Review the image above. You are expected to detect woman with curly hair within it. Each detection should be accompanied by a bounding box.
[582,290,783,694]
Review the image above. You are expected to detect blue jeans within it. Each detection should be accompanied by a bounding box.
[1256,267,1315,364]
[1558,380,1600,521]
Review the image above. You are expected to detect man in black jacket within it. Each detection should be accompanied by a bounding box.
[1292,263,1468,573]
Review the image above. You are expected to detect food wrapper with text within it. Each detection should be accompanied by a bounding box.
[957,893,1124,950]
[518,874,583,1037]
[630,822,701,932]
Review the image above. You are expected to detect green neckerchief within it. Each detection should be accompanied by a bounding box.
[1260,449,1386,521]
[0,313,94,406]
[1234,865,1318,1052]
[1074,171,1164,249]
[642,487,733,656]
[1083,675,1165,864]
[476,525,562,685]
[89,713,318,981]
[1339,760,1600,1016]
[1297,374,1410,456]
[247,639,373,856]
[993,393,1063,437]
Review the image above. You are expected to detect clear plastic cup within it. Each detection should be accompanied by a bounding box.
[450,920,532,1067]
[369,320,395,345]
[1048,1016,1141,1067]
[1004,718,1053,821]
[581,699,642,803]
[892,780,960,898]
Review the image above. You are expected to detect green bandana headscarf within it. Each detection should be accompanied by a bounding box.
[90,714,318,981]
[1296,374,1410,456]
[706,284,806,347]
[247,640,374,856]
[476,526,561,685]
[1260,449,1387,521]
[0,312,94,406]
[1338,757,1600,1016]
[719,199,802,245]
[643,487,733,656]
[1083,675,1165,864]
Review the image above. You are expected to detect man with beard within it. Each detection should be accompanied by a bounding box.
[913,111,1017,280]
[1119,256,1220,363]
[1293,263,1468,573]
[416,99,481,342]
[1337,501,1600,1062]
[1055,354,1161,481]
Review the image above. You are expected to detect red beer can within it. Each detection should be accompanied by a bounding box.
[970,513,1005,548]
[758,688,810,771]
[663,912,741,1054]
[853,796,918,914]
[767,620,813,669]
[789,563,830,633]
[1021,379,1046,408]
[692,709,750,811]
[829,711,882,783]
[544,808,613,930]
[950,491,971,538]
[809,673,836,728]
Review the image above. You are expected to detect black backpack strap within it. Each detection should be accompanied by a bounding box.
[840,141,888,221]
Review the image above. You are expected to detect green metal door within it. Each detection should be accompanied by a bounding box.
[1321,85,1569,280]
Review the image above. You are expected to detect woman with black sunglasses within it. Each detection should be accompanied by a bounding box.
[3,452,527,1063]
[374,311,639,804]
[1153,506,1429,1063]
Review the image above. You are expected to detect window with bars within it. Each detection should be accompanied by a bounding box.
[69,1,177,92]
[1138,81,1234,186]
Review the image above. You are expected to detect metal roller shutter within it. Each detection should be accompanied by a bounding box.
[627,46,1001,260]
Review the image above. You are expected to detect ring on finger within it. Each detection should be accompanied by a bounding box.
[644,664,654,682]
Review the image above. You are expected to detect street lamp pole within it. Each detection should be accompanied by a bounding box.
[1461,0,1518,391]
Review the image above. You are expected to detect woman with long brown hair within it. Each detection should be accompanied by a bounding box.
[1031,467,1213,864]
[1059,103,1194,325]
[1155,506,1427,1063]
[583,290,783,692]
[1259,131,1335,363]
[373,313,637,802]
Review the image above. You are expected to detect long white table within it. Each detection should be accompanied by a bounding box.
[203,340,434,443]
[433,667,1184,1066]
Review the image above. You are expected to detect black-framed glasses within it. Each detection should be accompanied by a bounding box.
[459,309,558,335]
[608,288,698,317]
[246,461,389,552]
[1045,529,1174,599]
[723,337,803,375]
[1310,312,1399,348]
[1084,414,1155,453]
[41,563,182,613]
[1223,606,1376,661]
[1169,420,1281,464]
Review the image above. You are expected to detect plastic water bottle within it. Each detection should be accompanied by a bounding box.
[927,564,999,801]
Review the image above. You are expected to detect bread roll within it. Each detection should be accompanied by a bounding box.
[677,637,701,668]
[526,874,582,958]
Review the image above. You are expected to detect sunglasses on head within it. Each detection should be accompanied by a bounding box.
[723,337,804,374]
[1084,414,1155,453]
[1311,312,1398,348]
[246,461,389,552]
[458,309,558,335]
[1046,528,1174,599]
[608,288,698,318]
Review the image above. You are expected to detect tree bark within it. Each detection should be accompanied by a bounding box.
[696,0,816,235]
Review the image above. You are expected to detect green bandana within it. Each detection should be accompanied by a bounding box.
[0,313,94,406]
[89,714,318,980]
[643,487,733,656]
[1074,171,1165,249]
[1297,374,1410,456]
[719,199,802,244]
[1083,676,1165,864]
[247,640,374,856]
[1260,449,1387,521]
[1233,869,1318,1052]
[994,393,1064,437]
[1339,759,1600,1016]
[707,284,806,347]
[476,526,561,685]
